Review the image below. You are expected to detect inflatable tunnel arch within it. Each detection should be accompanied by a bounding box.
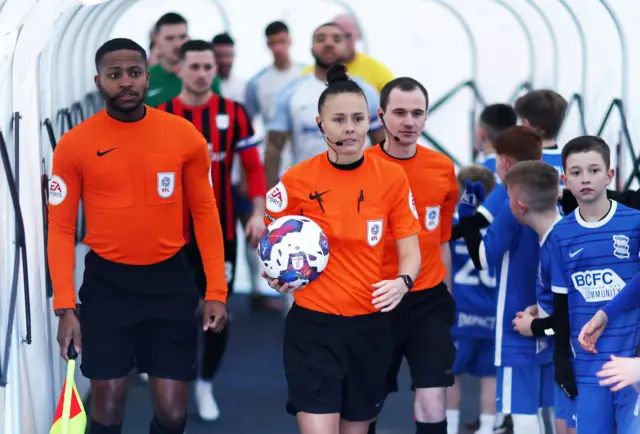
[1,0,640,432]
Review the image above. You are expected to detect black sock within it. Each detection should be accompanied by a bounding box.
[367,421,377,434]
[149,415,187,434]
[416,420,447,434]
[89,419,122,434]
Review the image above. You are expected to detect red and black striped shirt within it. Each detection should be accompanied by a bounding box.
[157,95,265,241]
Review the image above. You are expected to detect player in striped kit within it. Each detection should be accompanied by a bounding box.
[157,40,267,422]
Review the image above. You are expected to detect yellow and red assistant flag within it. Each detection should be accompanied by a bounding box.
[50,341,86,434]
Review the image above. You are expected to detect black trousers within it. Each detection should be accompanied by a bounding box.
[185,235,237,380]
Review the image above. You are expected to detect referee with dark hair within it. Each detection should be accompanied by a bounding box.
[49,38,228,434]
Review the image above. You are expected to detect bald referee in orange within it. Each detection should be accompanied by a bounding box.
[366,78,458,434]
[48,38,228,434]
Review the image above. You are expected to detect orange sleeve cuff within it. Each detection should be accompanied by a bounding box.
[52,292,77,310]
[205,287,228,303]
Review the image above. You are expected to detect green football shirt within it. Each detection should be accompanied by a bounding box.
[145,63,222,107]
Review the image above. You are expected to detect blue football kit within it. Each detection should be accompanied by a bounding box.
[451,216,496,378]
[550,201,640,433]
[538,219,577,428]
[479,201,554,415]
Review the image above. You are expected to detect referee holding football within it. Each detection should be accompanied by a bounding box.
[48,38,228,434]
[262,64,421,434]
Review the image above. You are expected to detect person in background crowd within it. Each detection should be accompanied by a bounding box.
[147,25,161,67]
[243,21,306,311]
[211,32,246,103]
[301,14,394,92]
[514,90,566,182]
[245,21,306,123]
[146,12,221,107]
[474,103,517,174]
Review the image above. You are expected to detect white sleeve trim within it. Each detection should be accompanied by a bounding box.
[479,241,489,270]
[477,205,494,223]
[551,285,568,294]
[236,135,261,150]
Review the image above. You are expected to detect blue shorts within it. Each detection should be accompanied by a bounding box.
[575,384,640,434]
[453,337,495,378]
[496,363,554,415]
[554,384,577,428]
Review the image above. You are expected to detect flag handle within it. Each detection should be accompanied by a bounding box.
[61,339,78,434]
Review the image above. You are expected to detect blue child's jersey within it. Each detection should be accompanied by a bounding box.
[482,154,497,174]
[480,201,552,367]
[451,216,497,339]
[533,216,565,362]
[542,147,565,187]
[542,147,566,215]
[477,183,508,223]
[550,201,640,384]
[537,216,564,318]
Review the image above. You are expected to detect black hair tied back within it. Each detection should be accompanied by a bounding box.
[318,64,366,112]
[326,64,350,86]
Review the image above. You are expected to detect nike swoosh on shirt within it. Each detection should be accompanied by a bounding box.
[147,88,163,97]
[97,148,117,157]
[569,248,583,258]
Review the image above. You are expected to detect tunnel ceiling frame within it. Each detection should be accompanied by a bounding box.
[492,0,535,84]
[426,0,479,81]
[558,0,587,97]
[524,0,559,88]
[31,0,633,167]
[600,0,627,102]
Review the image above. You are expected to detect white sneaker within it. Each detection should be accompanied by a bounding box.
[194,379,220,422]
[139,373,149,382]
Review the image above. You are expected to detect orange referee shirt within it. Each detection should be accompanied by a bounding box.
[263,153,421,316]
[366,143,458,291]
[48,107,228,310]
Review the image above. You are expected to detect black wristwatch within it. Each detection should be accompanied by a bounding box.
[54,308,75,317]
[398,274,414,291]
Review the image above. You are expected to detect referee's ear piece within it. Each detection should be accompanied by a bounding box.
[317,122,325,134]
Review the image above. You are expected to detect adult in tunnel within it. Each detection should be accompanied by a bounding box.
[146,12,222,107]
[263,64,422,434]
[364,77,459,434]
[49,38,229,434]
[301,14,394,93]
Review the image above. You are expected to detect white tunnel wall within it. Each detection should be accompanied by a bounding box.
[2,1,640,432]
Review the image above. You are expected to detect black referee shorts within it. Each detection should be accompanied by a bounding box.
[184,237,237,297]
[78,249,200,381]
[283,304,392,422]
[387,282,456,392]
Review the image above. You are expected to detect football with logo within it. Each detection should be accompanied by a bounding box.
[258,215,330,288]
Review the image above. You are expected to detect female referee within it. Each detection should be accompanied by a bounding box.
[262,64,422,434]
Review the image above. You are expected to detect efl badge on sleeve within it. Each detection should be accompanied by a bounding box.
[425,206,440,231]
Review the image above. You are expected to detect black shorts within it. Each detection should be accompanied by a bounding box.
[283,304,392,422]
[78,250,199,381]
[387,282,456,392]
[185,237,237,298]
